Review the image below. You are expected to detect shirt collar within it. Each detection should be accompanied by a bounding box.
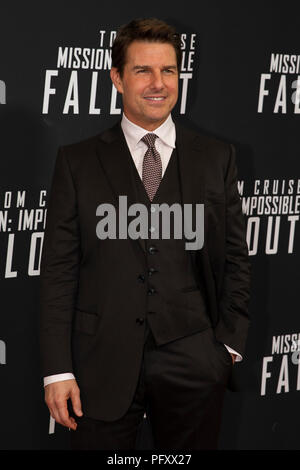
[121,112,176,153]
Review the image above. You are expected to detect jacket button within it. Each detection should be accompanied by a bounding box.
[137,274,145,282]
[136,318,145,325]
[148,245,158,254]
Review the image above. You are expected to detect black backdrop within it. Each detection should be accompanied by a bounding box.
[0,1,299,450]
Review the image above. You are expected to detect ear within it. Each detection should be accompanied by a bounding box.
[110,67,124,94]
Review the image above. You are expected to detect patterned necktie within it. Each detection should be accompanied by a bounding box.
[141,133,162,201]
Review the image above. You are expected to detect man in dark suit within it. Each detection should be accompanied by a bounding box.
[39,18,251,450]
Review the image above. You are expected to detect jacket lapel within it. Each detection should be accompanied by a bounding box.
[175,120,206,206]
[96,121,137,206]
[175,121,206,251]
[96,121,146,254]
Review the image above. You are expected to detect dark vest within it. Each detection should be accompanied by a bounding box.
[128,148,212,345]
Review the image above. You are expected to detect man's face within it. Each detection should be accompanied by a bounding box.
[110,41,179,130]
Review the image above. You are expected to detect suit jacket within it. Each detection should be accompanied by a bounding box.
[39,119,251,421]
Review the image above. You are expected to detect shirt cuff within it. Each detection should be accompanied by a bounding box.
[43,373,75,387]
[224,344,242,362]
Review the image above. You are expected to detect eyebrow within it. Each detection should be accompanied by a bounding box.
[132,65,177,70]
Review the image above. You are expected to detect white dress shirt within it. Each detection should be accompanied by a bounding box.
[121,112,176,179]
[43,113,241,387]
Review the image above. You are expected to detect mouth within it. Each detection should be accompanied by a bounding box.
[144,96,166,102]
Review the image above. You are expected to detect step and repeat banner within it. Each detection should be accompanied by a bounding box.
[0,1,299,450]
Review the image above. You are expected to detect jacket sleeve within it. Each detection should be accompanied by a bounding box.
[214,144,251,356]
[39,146,80,377]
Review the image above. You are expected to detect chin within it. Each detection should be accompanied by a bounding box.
[147,112,168,122]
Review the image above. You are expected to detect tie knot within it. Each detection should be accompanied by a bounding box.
[141,133,158,149]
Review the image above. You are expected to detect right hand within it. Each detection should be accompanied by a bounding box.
[45,379,83,430]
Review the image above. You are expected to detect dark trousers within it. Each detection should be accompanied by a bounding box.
[70,324,232,450]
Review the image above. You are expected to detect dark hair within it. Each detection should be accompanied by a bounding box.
[112,18,182,76]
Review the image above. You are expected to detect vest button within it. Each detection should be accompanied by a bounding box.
[148,245,158,254]
[148,268,157,276]
[136,318,145,325]
[147,287,156,295]
[137,274,145,282]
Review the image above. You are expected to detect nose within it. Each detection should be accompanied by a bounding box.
[150,70,164,90]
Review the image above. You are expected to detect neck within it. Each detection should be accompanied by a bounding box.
[123,113,170,131]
